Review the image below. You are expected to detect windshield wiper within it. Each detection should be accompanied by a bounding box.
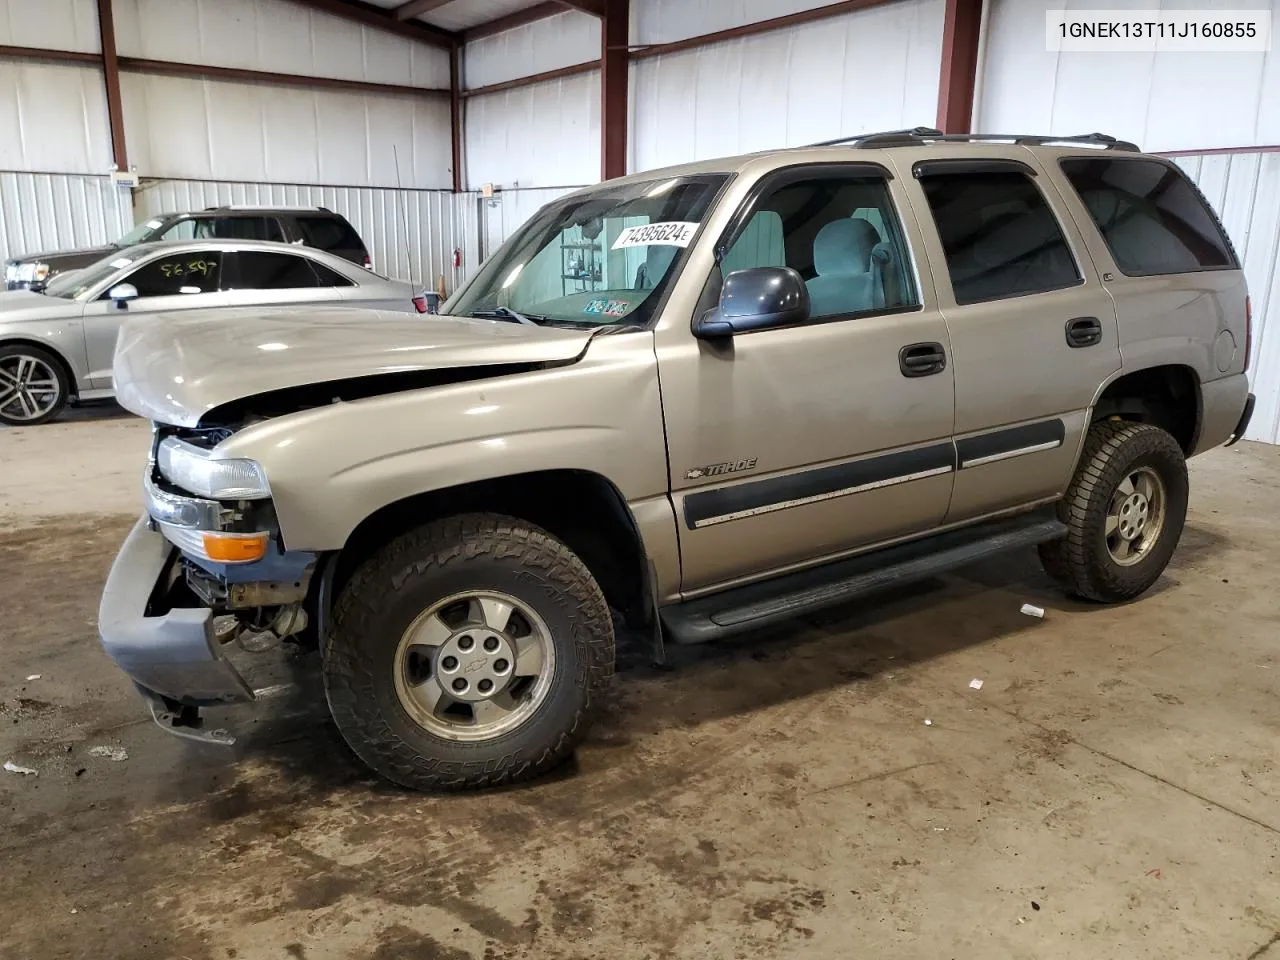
[470,306,543,326]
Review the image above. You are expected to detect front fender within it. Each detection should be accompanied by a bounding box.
[218,333,670,552]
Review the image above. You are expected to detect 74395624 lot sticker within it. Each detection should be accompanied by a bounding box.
[611,221,700,250]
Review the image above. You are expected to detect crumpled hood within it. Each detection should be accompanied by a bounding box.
[113,304,595,427]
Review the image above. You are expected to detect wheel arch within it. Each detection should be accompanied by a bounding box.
[1088,363,1202,455]
[0,336,80,398]
[329,468,654,627]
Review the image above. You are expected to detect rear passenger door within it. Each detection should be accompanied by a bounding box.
[217,250,346,309]
[903,154,1122,523]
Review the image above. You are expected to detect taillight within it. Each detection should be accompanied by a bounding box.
[363,254,373,270]
[1244,295,1253,372]
[412,295,428,314]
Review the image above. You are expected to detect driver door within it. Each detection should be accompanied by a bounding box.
[654,165,957,595]
[81,250,226,387]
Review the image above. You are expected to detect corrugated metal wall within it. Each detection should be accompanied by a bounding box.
[464,72,601,190]
[977,0,1279,153]
[630,0,945,171]
[0,172,133,264]
[465,10,599,89]
[134,179,479,290]
[1173,151,1280,444]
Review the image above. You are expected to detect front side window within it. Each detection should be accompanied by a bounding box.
[1059,157,1236,276]
[113,253,221,298]
[159,218,197,241]
[446,175,727,327]
[919,170,1081,305]
[720,172,919,319]
[224,251,324,290]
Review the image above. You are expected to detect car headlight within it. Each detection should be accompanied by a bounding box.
[157,437,271,500]
[32,263,50,283]
[4,263,19,284]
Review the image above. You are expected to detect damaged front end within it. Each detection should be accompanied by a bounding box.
[99,425,323,745]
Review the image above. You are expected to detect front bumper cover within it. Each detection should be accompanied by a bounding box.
[98,516,255,709]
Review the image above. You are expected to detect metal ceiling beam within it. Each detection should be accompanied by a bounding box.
[393,0,456,20]
[464,1,569,41]
[0,44,102,65]
[936,0,983,133]
[461,59,598,98]
[118,57,449,97]
[288,0,457,47]
[96,0,128,172]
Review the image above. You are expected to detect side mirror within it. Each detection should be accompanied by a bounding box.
[694,266,809,339]
[107,283,138,308]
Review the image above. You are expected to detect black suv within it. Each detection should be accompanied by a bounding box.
[4,206,371,290]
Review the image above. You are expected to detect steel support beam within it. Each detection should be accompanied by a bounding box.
[600,0,629,179]
[96,0,128,172]
[118,57,448,97]
[936,0,983,133]
[464,2,569,41]
[450,43,464,192]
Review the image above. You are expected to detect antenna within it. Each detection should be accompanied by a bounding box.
[393,145,414,285]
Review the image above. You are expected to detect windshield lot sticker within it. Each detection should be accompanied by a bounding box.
[585,298,632,317]
[611,221,699,250]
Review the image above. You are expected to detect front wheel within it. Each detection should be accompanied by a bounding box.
[0,344,69,426]
[323,513,615,791]
[1039,421,1189,602]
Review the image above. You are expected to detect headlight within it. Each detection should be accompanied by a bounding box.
[4,263,19,284]
[157,437,271,500]
[32,263,50,283]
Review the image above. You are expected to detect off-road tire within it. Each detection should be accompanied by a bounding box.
[323,513,615,791]
[0,343,70,426]
[1039,421,1188,602]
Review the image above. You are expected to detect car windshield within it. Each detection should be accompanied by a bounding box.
[42,248,149,299]
[445,175,728,327]
[113,219,166,247]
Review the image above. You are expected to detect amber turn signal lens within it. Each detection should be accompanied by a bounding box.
[202,532,269,563]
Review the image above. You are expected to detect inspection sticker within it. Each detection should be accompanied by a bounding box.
[584,298,632,317]
[611,221,699,250]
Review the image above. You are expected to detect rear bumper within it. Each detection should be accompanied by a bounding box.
[98,516,254,707]
[1193,374,1252,455]
[1225,393,1256,447]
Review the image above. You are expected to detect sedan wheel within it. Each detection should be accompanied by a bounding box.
[0,347,68,426]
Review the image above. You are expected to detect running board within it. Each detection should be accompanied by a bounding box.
[660,510,1067,645]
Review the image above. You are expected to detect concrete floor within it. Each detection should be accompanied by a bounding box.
[1,405,1278,960]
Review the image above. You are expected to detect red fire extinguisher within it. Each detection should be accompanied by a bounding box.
[452,248,462,269]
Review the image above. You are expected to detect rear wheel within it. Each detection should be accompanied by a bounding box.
[1039,421,1188,602]
[0,344,69,426]
[323,513,615,791]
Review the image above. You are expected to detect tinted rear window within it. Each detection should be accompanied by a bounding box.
[196,216,285,242]
[919,171,1081,304]
[1059,157,1236,276]
[296,216,364,253]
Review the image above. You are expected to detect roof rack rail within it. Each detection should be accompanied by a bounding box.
[842,130,1140,151]
[806,127,943,148]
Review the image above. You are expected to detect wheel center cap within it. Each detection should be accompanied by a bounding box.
[1117,492,1150,540]
[435,629,516,703]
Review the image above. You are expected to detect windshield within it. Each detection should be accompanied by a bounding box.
[42,250,141,299]
[113,218,166,247]
[446,175,728,327]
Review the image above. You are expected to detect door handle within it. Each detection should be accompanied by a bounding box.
[1065,316,1103,348]
[899,342,947,378]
